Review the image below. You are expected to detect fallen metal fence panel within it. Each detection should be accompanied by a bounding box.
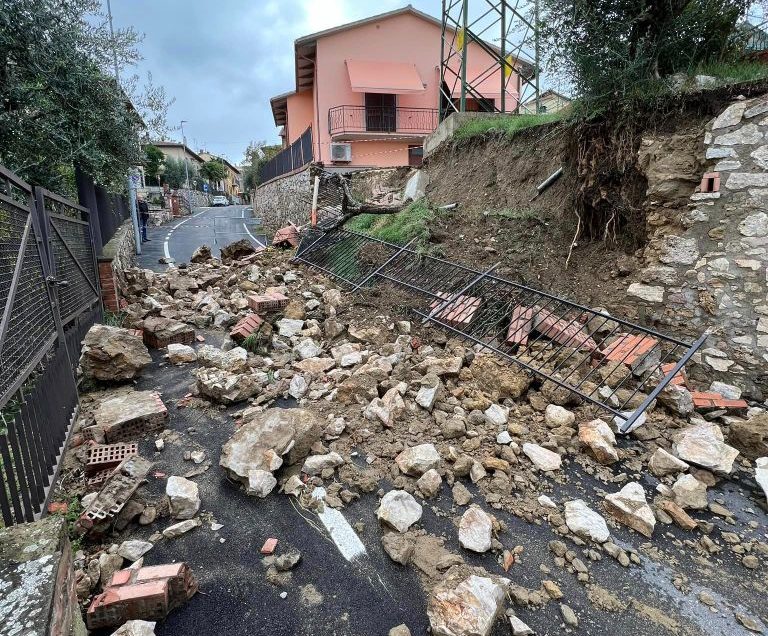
[295,227,706,433]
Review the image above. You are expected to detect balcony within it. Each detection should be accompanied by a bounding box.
[328,105,439,140]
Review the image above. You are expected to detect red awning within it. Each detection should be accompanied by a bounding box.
[345,59,425,94]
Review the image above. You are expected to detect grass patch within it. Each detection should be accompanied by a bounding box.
[453,113,562,141]
[345,199,434,246]
[692,60,768,84]
[485,207,545,223]
[103,310,128,327]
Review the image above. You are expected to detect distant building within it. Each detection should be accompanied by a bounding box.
[199,151,242,199]
[520,89,571,114]
[265,5,530,180]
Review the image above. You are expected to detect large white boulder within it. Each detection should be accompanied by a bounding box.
[564,499,609,543]
[672,422,739,474]
[166,476,200,519]
[377,490,423,532]
[604,482,655,537]
[79,324,151,381]
[428,573,507,636]
[167,343,197,364]
[756,458,768,504]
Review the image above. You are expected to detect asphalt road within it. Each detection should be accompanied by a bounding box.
[138,205,267,271]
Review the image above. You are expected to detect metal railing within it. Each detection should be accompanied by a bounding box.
[0,165,102,525]
[259,126,313,184]
[294,227,706,433]
[328,105,439,136]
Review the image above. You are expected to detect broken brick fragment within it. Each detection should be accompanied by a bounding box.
[86,442,139,476]
[690,391,748,411]
[602,333,658,365]
[505,305,534,346]
[429,292,482,327]
[660,362,687,387]
[47,501,68,514]
[230,313,264,342]
[532,306,598,351]
[86,562,197,629]
[273,225,300,248]
[261,538,278,555]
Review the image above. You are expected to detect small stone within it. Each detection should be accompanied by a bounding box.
[154,438,164,452]
[672,474,708,510]
[578,419,618,464]
[427,573,506,636]
[560,603,578,627]
[246,469,277,498]
[509,615,534,635]
[496,431,512,445]
[452,482,473,506]
[167,343,197,364]
[649,448,689,477]
[417,469,442,498]
[382,532,416,565]
[522,443,562,471]
[396,444,441,476]
[162,518,202,538]
[389,625,412,636]
[274,549,302,572]
[484,403,509,426]
[545,404,575,428]
[112,621,157,636]
[117,540,153,562]
[458,505,493,553]
[377,490,423,532]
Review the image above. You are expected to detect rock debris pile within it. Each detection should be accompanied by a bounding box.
[51,240,767,635]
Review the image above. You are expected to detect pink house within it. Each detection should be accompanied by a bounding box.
[267,5,526,175]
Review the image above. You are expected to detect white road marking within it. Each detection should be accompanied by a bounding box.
[163,206,213,260]
[311,487,366,561]
[241,207,265,247]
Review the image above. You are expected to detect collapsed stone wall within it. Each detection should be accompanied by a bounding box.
[98,219,136,312]
[253,166,312,238]
[630,93,768,398]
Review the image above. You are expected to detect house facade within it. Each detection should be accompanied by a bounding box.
[520,89,571,115]
[268,6,525,173]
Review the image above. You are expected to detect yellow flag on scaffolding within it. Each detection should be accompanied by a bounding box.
[503,54,514,79]
[456,28,465,52]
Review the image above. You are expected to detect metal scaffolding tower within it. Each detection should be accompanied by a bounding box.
[439,0,540,120]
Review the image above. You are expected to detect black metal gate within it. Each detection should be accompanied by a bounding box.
[295,227,706,433]
[0,166,101,525]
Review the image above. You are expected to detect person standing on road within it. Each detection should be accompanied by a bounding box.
[138,195,150,243]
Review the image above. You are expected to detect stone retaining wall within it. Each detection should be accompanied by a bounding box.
[631,94,768,398]
[99,219,136,312]
[253,166,313,238]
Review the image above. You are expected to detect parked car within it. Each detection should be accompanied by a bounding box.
[212,195,228,207]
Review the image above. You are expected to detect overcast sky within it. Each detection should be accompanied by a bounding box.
[111,0,447,165]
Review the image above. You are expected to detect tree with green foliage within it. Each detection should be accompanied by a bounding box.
[143,145,165,185]
[541,0,751,112]
[0,0,172,192]
[241,140,283,190]
[162,157,196,189]
[200,159,227,186]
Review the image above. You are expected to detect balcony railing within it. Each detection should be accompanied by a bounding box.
[328,105,439,137]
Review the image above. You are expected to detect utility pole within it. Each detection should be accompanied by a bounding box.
[106,0,141,255]
[180,119,192,214]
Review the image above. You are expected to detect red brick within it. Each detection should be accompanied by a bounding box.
[261,538,278,555]
[602,333,658,365]
[247,292,289,313]
[700,172,720,193]
[230,314,264,342]
[429,292,482,327]
[47,501,68,514]
[505,305,534,346]
[273,225,300,248]
[690,391,748,410]
[660,362,687,387]
[532,306,598,351]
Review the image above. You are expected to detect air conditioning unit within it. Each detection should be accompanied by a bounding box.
[330,142,352,163]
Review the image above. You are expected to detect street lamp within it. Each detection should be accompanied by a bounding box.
[180,119,192,214]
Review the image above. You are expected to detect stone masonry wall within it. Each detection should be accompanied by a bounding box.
[630,93,768,398]
[253,166,312,238]
[99,219,136,312]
